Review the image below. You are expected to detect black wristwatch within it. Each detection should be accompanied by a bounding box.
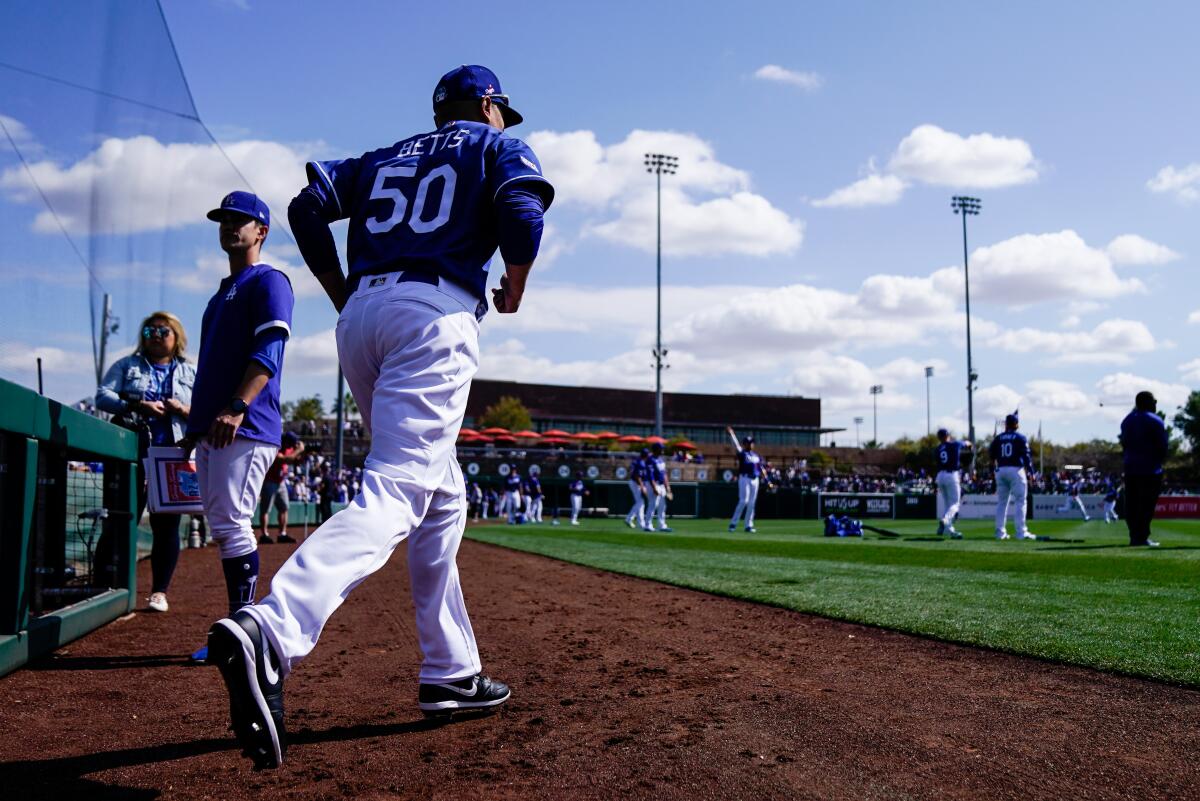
[229,398,249,415]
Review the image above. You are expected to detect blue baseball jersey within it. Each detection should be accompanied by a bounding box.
[305,121,553,300]
[188,264,294,446]
[527,476,542,498]
[737,450,763,478]
[505,473,521,492]
[569,479,585,496]
[630,457,647,481]
[935,441,964,472]
[648,456,667,483]
[1105,487,1118,502]
[990,431,1032,470]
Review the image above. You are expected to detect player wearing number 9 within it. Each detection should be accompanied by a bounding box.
[205,65,553,769]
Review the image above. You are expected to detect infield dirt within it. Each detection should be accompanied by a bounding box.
[0,527,1196,800]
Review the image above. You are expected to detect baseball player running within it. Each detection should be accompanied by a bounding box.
[568,470,588,525]
[934,428,971,538]
[990,414,1036,540]
[1056,478,1090,521]
[206,65,553,769]
[184,192,294,661]
[647,442,672,532]
[1103,483,1120,523]
[726,426,765,533]
[625,449,649,529]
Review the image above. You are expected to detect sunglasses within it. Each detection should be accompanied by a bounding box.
[487,93,510,107]
[142,325,173,339]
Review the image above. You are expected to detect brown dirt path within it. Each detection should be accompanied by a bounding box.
[0,530,1197,800]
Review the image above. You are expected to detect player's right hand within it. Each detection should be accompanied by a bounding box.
[491,274,522,313]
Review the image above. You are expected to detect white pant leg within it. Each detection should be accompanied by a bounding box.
[744,477,760,529]
[246,279,479,678]
[1012,471,1029,534]
[407,457,480,682]
[938,472,961,526]
[995,469,1014,535]
[730,476,750,526]
[505,491,520,523]
[654,484,668,528]
[570,495,582,522]
[626,481,643,525]
[196,438,277,559]
[1104,501,1117,521]
[1073,496,1087,517]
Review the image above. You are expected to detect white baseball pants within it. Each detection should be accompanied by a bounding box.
[729,475,760,529]
[245,275,481,682]
[195,438,277,559]
[570,494,583,523]
[530,496,543,523]
[651,484,668,529]
[504,490,521,523]
[1104,501,1118,522]
[625,481,645,527]
[995,466,1030,537]
[936,470,961,526]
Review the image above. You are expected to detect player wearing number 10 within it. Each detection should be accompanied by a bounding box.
[990,414,1036,541]
[205,65,554,769]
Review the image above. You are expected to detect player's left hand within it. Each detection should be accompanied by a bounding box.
[491,274,522,313]
[208,410,245,449]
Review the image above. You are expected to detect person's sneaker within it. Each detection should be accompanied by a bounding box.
[258,534,274,545]
[948,528,963,539]
[147,592,169,613]
[208,610,286,769]
[570,520,580,526]
[419,674,510,716]
[641,527,655,532]
[659,526,673,533]
[277,533,297,544]
[626,520,637,529]
[1132,539,1161,548]
[1083,517,1091,522]
[728,524,737,532]
[1020,532,1038,540]
[936,521,945,536]
[995,532,1010,540]
[190,645,209,663]
[745,527,756,533]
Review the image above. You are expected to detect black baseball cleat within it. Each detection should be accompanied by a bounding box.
[207,610,286,769]
[418,674,510,716]
[276,533,297,544]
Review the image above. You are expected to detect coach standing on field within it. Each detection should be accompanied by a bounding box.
[1119,391,1168,547]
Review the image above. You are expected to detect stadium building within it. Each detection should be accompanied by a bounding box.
[465,379,840,450]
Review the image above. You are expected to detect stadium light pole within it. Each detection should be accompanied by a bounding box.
[925,365,934,436]
[645,152,678,439]
[951,196,981,465]
[854,416,864,448]
[870,385,883,446]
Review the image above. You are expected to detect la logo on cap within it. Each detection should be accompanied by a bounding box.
[434,86,447,103]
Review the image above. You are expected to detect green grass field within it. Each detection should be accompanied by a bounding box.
[468,516,1200,687]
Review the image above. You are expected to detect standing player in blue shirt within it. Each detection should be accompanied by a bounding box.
[1103,482,1120,524]
[568,471,588,525]
[625,449,649,529]
[989,414,1036,540]
[186,192,293,659]
[647,442,672,532]
[525,471,544,523]
[726,426,765,533]
[206,66,553,769]
[503,465,523,524]
[1120,391,1168,547]
[934,428,971,538]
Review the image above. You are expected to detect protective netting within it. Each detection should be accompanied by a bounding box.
[0,1,261,406]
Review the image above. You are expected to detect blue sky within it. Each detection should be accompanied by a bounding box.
[2,0,1198,445]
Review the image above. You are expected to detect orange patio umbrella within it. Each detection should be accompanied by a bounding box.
[459,428,479,437]
[645,435,667,445]
[513,429,542,438]
[541,428,571,437]
[572,431,600,441]
[617,435,645,443]
[594,431,620,439]
[675,440,697,450]
[480,427,510,436]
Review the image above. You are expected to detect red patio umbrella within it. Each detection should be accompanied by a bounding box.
[645,435,667,445]
[493,434,517,444]
[594,431,620,439]
[541,429,571,437]
[541,437,571,446]
[480,427,510,436]
[459,428,479,437]
[617,435,645,443]
[674,440,697,450]
[513,429,542,438]
[572,432,600,441]
[471,435,494,443]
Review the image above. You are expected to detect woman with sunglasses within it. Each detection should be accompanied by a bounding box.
[95,311,196,613]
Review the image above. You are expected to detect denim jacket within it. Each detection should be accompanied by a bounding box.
[96,354,196,444]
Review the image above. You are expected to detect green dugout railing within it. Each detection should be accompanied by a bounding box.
[0,378,140,677]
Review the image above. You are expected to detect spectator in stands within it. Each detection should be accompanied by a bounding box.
[317,462,337,524]
[257,432,306,544]
[95,311,195,613]
[1120,391,1168,547]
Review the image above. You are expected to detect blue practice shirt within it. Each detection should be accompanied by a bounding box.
[188,263,294,446]
[569,479,585,496]
[505,474,521,492]
[648,456,667,483]
[737,450,763,478]
[1120,410,1168,476]
[630,458,647,481]
[990,431,1032,470]
[935,441,964,472]
[305,121,554,300]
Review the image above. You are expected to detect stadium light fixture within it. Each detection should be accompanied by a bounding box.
[951,195,982,467]
[870,385,883,446]
[924,366,934,436]
[853,416,865,448]
[646,153,679,438]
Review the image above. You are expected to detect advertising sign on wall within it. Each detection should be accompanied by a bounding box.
[1030,495,1106,520]
[1156,496,1200,518]
[954,494,999,519]
[818,493,895,518]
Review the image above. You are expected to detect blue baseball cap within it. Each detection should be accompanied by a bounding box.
[433,65,523,127]
[207,190,270,227]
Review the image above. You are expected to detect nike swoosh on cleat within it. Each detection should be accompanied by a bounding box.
[432,679,478,697]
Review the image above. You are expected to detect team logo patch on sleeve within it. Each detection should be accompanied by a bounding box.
[520,155,539,173]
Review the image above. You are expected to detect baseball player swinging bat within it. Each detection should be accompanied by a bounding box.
[726,426,772,533]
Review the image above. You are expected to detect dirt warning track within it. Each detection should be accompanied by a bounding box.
[0,533,1196,800]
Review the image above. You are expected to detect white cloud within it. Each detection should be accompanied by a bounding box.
[1190,310,1200,325]
[1024,380,1091,413]
[0,343,78,373]
[170,247,324,298]
[0,130,315,235]
[1096,373,1190,415]
[932,230,1144,305]
[1179,358,1200,383]
[282,328,338,376]
[526,129,803,258]
[888,124,1038,188]
[973,380,1092,425]
[1146,163,1200,203]
[0,115,39,154]
[986,319,1156,364]
[1105,234,1181,266]
[787,353,916,412]
[812,174,906,208]
[753,65,823,92]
